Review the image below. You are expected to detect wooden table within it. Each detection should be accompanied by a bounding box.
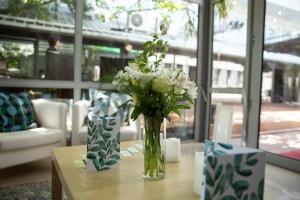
[51,141,203,200]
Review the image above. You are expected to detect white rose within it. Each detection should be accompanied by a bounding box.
[152,77,170,93]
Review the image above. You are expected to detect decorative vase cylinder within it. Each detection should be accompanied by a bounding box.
[142,116,166,181]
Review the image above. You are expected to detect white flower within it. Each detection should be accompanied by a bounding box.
[125,66,155,82]
[112,71,130,87]
[185,80,198,99]
[152,77,171,93]
[128,62,138,70]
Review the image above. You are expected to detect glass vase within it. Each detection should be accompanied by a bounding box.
[142,116,166,181]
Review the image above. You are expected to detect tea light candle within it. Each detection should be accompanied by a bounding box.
[166,137,181,162]
[193,152,205,195]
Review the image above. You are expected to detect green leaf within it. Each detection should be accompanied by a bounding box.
[205,140,215,154]
[106,139,112,149]
[109,119,116,126]
[105,159,118,166]
[208,156,217,169]
[87,137,91,144]
[204,190,211,200]
[144,41,152,47]
[87,153,96,159]
[215,164,223,180]
[221,195,237,200]
[225,163,233,184]
[234,154,242,171]
[204,168,214,187]
[175,104,190,109]
[246,159,258,166]
[96,140,106,149]
[258,178,264,200]
[219,175,227,194]
[218,142,233,150]
[90,145,101,152]
[213,150,226,156]
[235,190,243,199]
[99,157,104,167]
[103,119,113,131]
[111,154,120,160]
[103,132,112,140]
[251,193,258,200]
[237,169,252,177]
[92,159,100,171]
[116,132,120,143]
[243,195,248,200]
[214,174,227,196]
[171,109,182,117]
[232,180,249,198]
[131,107,141,120]
[247,153,256,160]
[98,150,106,158]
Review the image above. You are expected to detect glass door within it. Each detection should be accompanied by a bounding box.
[259,0,300,161]
[207,0,249,145]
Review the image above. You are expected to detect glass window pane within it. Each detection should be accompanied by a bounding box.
[81,0,199,140]
[209,0,248,145]
[259,0,300,161]
[0,1,75,80]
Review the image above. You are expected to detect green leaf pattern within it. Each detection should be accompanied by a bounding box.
[203,140,265,200]
[87,116,120,171]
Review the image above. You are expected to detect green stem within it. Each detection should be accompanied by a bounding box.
[143,116,165,180]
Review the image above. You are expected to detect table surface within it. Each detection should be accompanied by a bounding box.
[51,141,204,200]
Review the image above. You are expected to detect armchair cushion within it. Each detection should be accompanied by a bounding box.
[32,99,67,131]
[0,93,36,132]
[0,127,64,151]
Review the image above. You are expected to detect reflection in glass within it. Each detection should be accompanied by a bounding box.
[259,0,300,161]
[80,0,199,140]
[80,0,199,84]
[0,1,75,80]
[210,0,248,145]
[0,40,34,79]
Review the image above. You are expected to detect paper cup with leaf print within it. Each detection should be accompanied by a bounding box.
[86,114,120,172]
[201,140,265,200]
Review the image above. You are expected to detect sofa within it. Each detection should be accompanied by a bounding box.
[72,100,140,145]
[0,99,67,169]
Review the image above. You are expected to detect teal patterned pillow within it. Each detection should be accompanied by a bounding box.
[0,93,37,132]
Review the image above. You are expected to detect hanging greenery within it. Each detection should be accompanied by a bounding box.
[3,0,200,37]
[216,0,229,18]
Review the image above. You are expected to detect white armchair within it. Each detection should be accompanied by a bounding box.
[72,100,140,145]
[0,99,68,169]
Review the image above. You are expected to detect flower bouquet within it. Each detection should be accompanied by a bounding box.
[113,25,197,180]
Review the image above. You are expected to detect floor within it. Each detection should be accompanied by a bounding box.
[0,158,51,187]
[0,157,299,200]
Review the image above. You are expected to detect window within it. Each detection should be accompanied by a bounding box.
[209,0,248,145]
[0,1,75,80]
[80,0,199,140]
[259,0,300,161]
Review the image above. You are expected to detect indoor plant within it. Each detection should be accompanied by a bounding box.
[112,25,197,180]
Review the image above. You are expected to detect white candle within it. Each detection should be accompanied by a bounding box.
[193,152,204,195]
[166,138,181,162]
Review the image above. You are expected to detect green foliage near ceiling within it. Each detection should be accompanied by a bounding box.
[216,0,229,18]
[5,0,92,19]
[4,0,230,37]
[4,0,201,37]
[0,42,33,69]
